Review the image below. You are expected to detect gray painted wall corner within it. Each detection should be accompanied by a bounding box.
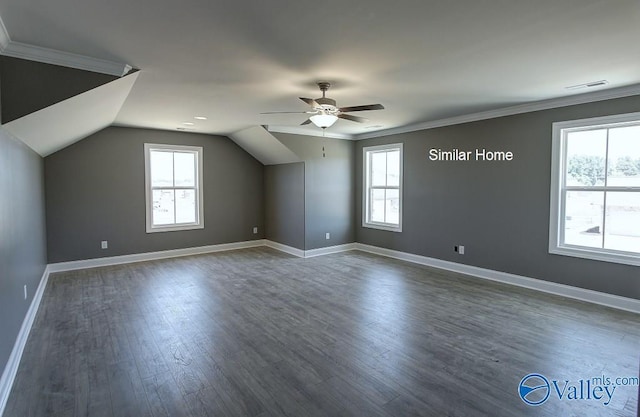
[0,56,118,124]
[264,162,305,250]
[0,127,47,378]
[274,133,356,250]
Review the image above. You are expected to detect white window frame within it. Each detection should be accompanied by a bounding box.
[363,143,403,232]
[549,112,640,267]
[144,143,204,233]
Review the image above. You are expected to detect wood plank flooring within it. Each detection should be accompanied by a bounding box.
[4,247,639,416]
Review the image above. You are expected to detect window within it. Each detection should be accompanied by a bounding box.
[363,143,403,232]
[550,112,640,266]
[144,143,204,233]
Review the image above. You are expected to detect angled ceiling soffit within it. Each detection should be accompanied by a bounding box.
[230,126,302,165]
[3,72,139,156]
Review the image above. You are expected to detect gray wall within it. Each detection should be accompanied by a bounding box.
[356,95,640,300]
[45,127,264,263]
[0,56,117,124]
[264,162,305,250]
[275,133,356,250]
[0,127,47,376]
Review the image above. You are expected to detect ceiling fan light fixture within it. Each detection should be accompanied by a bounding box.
[310,114,338,128]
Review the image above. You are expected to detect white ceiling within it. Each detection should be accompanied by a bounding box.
[0,0,639,139]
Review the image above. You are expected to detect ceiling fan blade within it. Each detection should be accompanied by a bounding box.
[338,114,368,123]
[300,97,321,108]
[260,111,312,114]
[338,104,384,112]
[301,119,312,125]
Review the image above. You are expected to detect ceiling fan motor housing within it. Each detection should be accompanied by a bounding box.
[315,82,337,110]
[263,80,382,127]
[316,97,337,109]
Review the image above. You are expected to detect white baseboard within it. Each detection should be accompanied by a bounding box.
[263,240,305,258]
[354,243,640,315]
[304,243,357,258]
[0,266,50,417]
[56,239,630,314]
[263,240,356,258]
[47,240,266,272]
[46,240,354,271]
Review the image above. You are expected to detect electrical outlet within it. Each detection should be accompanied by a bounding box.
[101,240,108,249]
[253,227,258,234]
[459,245,465,255]
[24,285,27,300]
[325,232,330,240]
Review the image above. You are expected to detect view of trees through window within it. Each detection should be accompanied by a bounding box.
[567,155,640,186]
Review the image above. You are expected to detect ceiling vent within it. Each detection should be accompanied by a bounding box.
[566,80,608,90]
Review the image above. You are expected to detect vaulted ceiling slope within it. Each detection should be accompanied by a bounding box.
[0,0,637,142]
[0,56,138,156]
[230,126,301,165]
[0,56,120,124]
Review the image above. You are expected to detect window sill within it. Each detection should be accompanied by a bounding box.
[146,223,204,233]
[363,222,402,233]
[549,245,640,267]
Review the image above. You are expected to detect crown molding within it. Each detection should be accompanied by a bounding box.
[0,14,130,76]
[1,41,131,77]
[356,83,640,140]
[0,15,9,50]
[267,125,355,140]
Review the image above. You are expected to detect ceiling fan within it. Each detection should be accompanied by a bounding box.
[262,82,384,129]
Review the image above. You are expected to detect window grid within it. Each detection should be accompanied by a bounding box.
[550,112,640,266]
[145,144,204,233]
[149,150,199,227]
[363,143,403,232]
[560,126,640,251]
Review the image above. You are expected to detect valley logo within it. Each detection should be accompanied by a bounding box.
[518,373,629,406]
[518,374,551,406]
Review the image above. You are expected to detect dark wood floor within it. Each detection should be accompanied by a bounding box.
[4,247,639,416]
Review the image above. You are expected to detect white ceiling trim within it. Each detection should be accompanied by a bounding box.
[267,125,354,140]
[357,83,640,140]
[1,42,132,76]
[0,14,130,76]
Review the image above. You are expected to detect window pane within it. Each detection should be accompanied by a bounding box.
[386,189,400,225]
[565,129,607,186]
[386,150,400,187]
[175,190,196,224]
[607,125,640,187]
[371,189,385,222]
[174,152,196,187]
[150,150,174,187]
[604,192,640,253]
[564,191,603,248]
[152,189,175,225]
[371,152,387,186]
